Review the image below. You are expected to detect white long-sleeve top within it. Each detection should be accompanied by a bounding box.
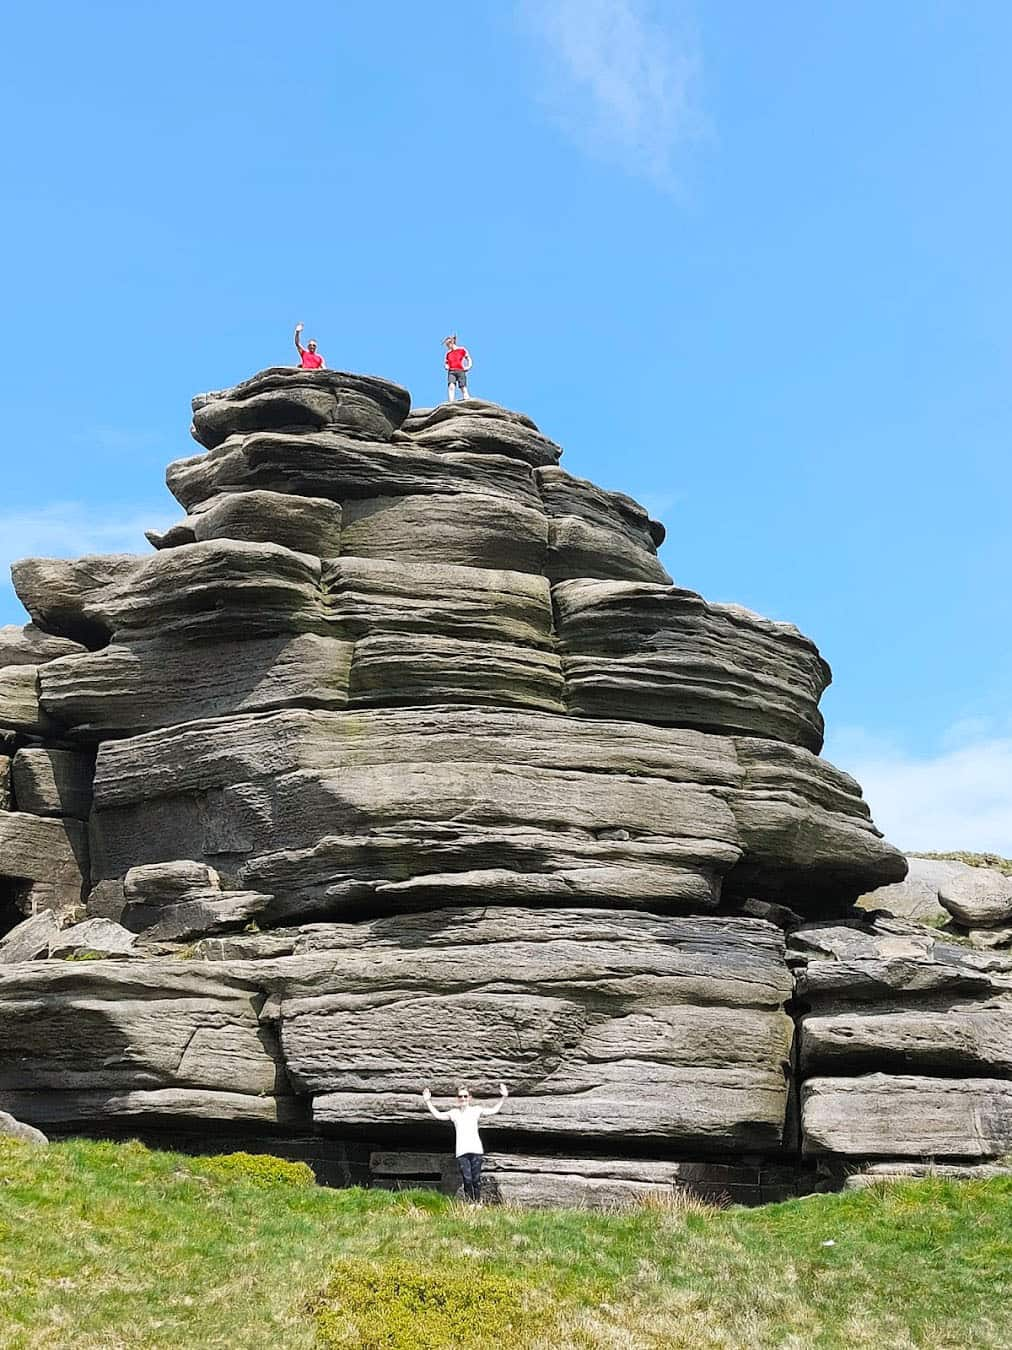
[447,1105,487,1156]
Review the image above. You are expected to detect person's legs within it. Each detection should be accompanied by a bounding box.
[447,378,456,402]
[457,1153,484,1202]
[456,1152,475,1200]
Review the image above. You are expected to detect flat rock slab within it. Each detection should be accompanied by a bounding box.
[800,999,1012,1076]
[369,1150,800,1207]
[802,1074,1012,1157]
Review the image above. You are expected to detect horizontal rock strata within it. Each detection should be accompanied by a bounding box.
[0,908,793,1151]
[0,364,935,1195]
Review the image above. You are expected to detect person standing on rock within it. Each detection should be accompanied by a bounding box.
[294,323,325,370]
[421,1082,508,1202]
[443,334,472,401]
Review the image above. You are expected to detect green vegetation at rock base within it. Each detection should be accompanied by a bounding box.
[1,1137,1010,1348]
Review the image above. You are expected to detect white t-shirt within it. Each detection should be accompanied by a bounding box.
[448,1105,488,1156]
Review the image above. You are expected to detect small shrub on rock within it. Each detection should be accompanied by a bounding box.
[189,1151,315,1188]
[314,1258,540,1349]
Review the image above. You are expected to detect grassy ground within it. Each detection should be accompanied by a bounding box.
[0,1138,1010,1349]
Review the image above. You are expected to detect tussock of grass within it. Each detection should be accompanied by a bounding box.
[0,1137,1010,1348]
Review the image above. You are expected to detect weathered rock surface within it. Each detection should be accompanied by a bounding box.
[0,665,53,737]
[939,867,1012,929]
[536,467,669,585]
[191,368,411,449]
[1,362,940,1190]
[370,1151,805,1208]
[555,580,830,752]
[48,918,138,959]
[858,855,968,923]
[10,555,142,647]
[0,908,793,1151]
[802,1074,1012,1157]
[403,401,562,468]
[0,912,62,964]
[11,749,93,819]
[191,490,343,556]
[0,624,86,668]
[119,862,270,942]
[41,634,353,736]
[0,812,87,907]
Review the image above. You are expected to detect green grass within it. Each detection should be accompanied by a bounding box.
[1,1138,1010,1348]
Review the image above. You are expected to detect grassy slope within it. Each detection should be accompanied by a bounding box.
[1,1138,1010,1349]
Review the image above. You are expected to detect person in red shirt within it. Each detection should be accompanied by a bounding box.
[443,334,472,401]
[294,322,325,370]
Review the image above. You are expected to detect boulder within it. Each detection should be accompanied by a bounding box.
[190,490,343,557]
[48,918,138,959]
[191,368,411,448]
[11,749,93,819]
[858,855,968,923]
[10,555,142,647]
[0,1110,48,1144]
[535,467,670,584]
[0,665,54,737]
[0,624,86,668]
[0,911,62,963]
[939,868,1012,929]
[800,1000,1012,1076]
[0,812,88,903]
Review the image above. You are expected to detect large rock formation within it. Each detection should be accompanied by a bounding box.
[3,365,1006,1204]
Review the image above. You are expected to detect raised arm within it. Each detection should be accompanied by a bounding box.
[421,1086,451,1121]
[480,1083,509,1117]
[294,322,305,356]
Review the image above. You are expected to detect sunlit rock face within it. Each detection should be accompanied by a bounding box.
[8,366,996,1206]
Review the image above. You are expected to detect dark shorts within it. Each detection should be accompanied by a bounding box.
[448,368,468,387]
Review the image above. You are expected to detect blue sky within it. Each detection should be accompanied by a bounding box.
[1,1,1009,852]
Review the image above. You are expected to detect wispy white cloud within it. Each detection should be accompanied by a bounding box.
[826,724,1012,856]
[0,502,172,623]
[515,0,703,187]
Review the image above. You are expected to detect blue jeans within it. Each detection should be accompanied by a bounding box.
[457,1152,483,1202]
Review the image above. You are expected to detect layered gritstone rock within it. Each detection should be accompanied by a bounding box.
[7,363,990,1206]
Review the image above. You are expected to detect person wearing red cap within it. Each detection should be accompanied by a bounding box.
[443,334,472,401]
[294,323,325,370]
